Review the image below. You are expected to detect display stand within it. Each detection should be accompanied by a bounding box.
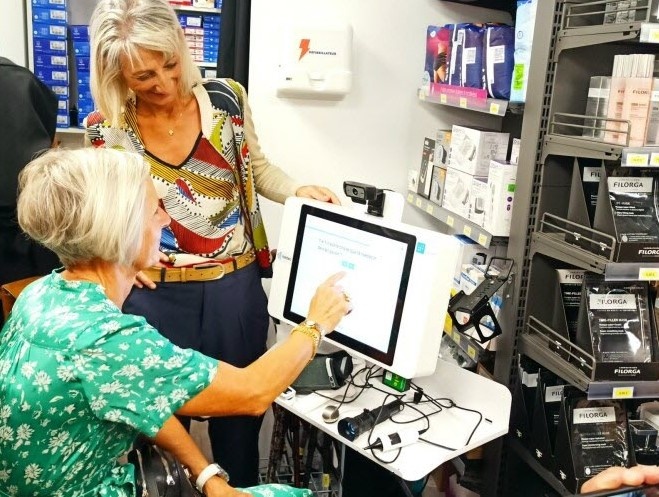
[272,358,511,483]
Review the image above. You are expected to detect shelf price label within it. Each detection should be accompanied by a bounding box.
[446,215,455,227]
[478,234,488,246]
[651,153,659,167]
[425,203,434,215]
[463,225,472,237]
[612,386,634,399]
[489,102,500,115]
[467,345,477,360]
[625,153,650,167]
[407,193,414,203]
[649,28,659,43]
[440,94,447,104]
[415,197,423,208]
[639,267,659,280]
[459,97,468,108]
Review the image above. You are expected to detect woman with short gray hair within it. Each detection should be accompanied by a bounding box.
[1,147,349,497]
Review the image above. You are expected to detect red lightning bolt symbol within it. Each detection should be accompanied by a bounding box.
[299,39,310,60]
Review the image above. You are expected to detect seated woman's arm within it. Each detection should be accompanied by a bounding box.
[154,416,245,497]
[178,273,347,418]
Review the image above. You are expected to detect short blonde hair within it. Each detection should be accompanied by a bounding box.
[90,0,202,126]
[17,148,150,268]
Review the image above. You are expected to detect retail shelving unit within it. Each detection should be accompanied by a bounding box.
[415,2,558,496]
[503,0,659,494]
[24,0,221,142]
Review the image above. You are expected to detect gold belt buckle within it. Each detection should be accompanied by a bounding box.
[192,262,226,280]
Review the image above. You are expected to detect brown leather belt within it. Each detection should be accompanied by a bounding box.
[142,249,256,283]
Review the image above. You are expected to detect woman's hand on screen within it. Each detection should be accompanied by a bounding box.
[306,272,351,333]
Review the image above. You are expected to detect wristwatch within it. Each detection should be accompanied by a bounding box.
[301,319,328,338]
[195,463,229,493]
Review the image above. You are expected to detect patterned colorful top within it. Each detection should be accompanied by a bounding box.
[144,133,248,258]
[86,79,300,273]
[0,272,218,497]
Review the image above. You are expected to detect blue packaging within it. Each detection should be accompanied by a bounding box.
[34,53,68,68]
[69,25,90,41]
[33,38,67,53]
[32,0,66,9]
[33,7,67,25]
[32,23,67,40]
[77,71,90,87]
[49,84,69,97]
[75,56,90,71]
[73,41,91,56]
[35,67,69,85]
[79,88,93,101]
[179,15,203,27]
[460,24,485,89]
[57,98,68,113]
[448,24,464,86]
[56,111,69,128]
[483,25,514,99]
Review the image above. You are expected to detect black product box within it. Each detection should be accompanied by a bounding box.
[575,274,659,381]
[417,137,436,198]
[530,370,566,472]
[594,173,659,262]
[554,387,631,493]
[510,356,540,447]
[556,269,585,343]
[429,166,447,206]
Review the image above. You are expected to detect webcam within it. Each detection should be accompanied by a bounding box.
[343,181,379,204]
[343,180,385,217]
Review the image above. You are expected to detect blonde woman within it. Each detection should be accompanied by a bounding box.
[85,0,339,485]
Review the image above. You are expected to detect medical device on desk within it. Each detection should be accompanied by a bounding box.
[268,196,459,379]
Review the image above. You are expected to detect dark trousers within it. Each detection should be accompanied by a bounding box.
[124,262,270,487]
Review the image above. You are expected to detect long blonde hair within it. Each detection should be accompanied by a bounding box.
[90,0,202,126]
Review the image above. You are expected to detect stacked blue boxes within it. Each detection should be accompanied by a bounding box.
[32,0,69,127]
[70,25,93,128]
[178,12,220,66]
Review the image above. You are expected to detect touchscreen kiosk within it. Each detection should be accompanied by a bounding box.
[268,198,459,379]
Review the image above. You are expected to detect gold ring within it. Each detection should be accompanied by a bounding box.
[342,291,351,303]
[168,253,177,264]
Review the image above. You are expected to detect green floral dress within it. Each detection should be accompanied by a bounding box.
[0,272,218,497]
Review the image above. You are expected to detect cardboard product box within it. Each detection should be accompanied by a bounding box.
[468,177,487,226]
[509,137,521,165]
[483,160,517,236]
[574,274,659,381]
[450,235,500,289]
[443,167,484,219]
[32,38,67,54]
[32,0,67,9]
[429,166,446,206]
[32,23,67,40]
[434,129,452,168]
[33,7,67,25]
[603,175,659,262]
[417,137,436,198]
[449,125,509,177]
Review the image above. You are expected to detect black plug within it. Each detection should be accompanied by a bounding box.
[413,388,423,404]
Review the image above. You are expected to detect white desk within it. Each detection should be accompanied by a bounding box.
[275,358,511,482]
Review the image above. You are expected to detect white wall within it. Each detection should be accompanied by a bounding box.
[249,0,511,248]
[1,0,26,65]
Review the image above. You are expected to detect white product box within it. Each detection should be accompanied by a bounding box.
[510,138,521,165]
[468,177,488,226]
[484,160,518,236]
[442,167,487,220]
[449,125,509,176]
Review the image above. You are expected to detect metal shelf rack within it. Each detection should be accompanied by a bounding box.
[417,87,513,117]
[406,192,504,248]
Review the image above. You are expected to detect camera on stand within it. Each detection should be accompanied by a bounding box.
[343,181,385,217]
